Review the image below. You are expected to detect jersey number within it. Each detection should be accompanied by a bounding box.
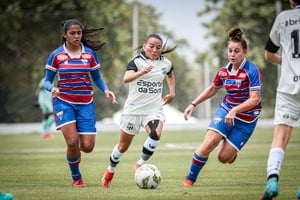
[291,29,300,58]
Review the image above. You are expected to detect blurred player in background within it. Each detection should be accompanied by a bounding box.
[182,27,262,187]
[101,34,177,188]
[260,0,300,199]
[35,77,54,139]
[44,19,117,187]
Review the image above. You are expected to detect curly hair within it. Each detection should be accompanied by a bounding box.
[61,19,105,51]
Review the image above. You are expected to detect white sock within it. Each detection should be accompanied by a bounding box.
[267,147,285,178]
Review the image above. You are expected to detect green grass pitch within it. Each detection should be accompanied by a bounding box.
[0,128,299,200]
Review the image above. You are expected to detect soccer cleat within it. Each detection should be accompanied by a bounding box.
[101,169,114,188]
[72,178,86,187]
[42,132,53,139]
[260,177,278,200]
[133,163,142,171]
[182,178,194,187]
[0,192,14,200]
[297,188,300,199]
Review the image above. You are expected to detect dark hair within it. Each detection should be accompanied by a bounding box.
[136,33,178,55]
[61,19,105,51]
[294,0,300,5]
[228,27,247,50]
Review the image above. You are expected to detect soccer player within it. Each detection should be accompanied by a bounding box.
[44,19,117,187]
[35,77,54,139]
[260,0,300,199]
[182,27,262,187]
[101,34,177,188]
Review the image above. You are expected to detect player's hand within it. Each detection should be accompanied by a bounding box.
[163,94,175,105]
[183,104,195,121]
[225,110,236,126]
[51,87,60,98]
[141,65,153,75]
[105,90,118,104]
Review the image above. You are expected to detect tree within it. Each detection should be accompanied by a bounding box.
[0,0,195,122]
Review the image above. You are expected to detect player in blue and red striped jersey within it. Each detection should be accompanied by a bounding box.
[182,27,262,187]
[44,19,117,187]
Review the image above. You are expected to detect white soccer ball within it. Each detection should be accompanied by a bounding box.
[134,164,161,189]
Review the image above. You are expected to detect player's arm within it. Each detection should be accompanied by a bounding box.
[91,69,118,104]
[265,38,282,65]
[163,70,175,105]
[184,85,219,120]
[44,69,56,92]
[91,69,108,92]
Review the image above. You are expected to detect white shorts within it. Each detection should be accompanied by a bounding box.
[274,92,300,127]
[120,111,166,135]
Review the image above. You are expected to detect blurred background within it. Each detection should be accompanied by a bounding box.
[0,0,288,123]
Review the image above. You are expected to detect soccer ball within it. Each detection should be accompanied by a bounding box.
[134,164,161,189]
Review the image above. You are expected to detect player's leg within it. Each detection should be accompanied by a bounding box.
[76,103,98,153]
[54,98,85,187]
[219,119,257,164]
[261,124,292,200]
[42,113,54,139]
[134,119,163,170]
[261,92,298,199]
[61,123,86,187]
[182,105,230,187]
[102,130,135,188]
[102,115,139,188]
[182,130,222,187]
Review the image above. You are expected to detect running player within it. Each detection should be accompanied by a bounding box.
[44,19,117,187]
[35,77,54,139]
[260,0,300,199]
[101,34,177,188]
[182,27,262,187]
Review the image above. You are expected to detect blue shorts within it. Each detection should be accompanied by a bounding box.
[53,98,97,134]
[208,106,257,151]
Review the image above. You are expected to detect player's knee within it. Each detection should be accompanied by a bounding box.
[80,143,95,153]
[148,120,160,140]
[217,155,228,164]
[217,153,232,164]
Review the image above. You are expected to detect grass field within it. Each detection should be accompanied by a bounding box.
[0,128,299,200]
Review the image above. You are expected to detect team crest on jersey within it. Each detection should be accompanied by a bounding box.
[162,67,167,75]
[213,117,222,125]
[236,79,242,88]
[82,53,92,59]
[56,111,63,120]
[81,59,89,65]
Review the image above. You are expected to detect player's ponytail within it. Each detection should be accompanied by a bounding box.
[61,19,105,51]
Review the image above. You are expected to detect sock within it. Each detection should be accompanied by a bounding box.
[186,152,208,182]
[267,147,285,180]
[67,155,81,180]
[140,136,160,161]
[109,144,123,172]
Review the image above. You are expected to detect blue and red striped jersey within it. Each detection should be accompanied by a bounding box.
[212,59,262,123]
[45,44,100,104]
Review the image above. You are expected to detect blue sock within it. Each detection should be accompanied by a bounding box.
[67,155,81,180]
[186,152,208,182]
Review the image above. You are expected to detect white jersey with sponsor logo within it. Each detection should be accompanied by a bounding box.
[122,53,173,115]
[268,6,300,94]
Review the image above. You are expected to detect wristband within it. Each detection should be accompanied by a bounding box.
[191,103,196,107]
